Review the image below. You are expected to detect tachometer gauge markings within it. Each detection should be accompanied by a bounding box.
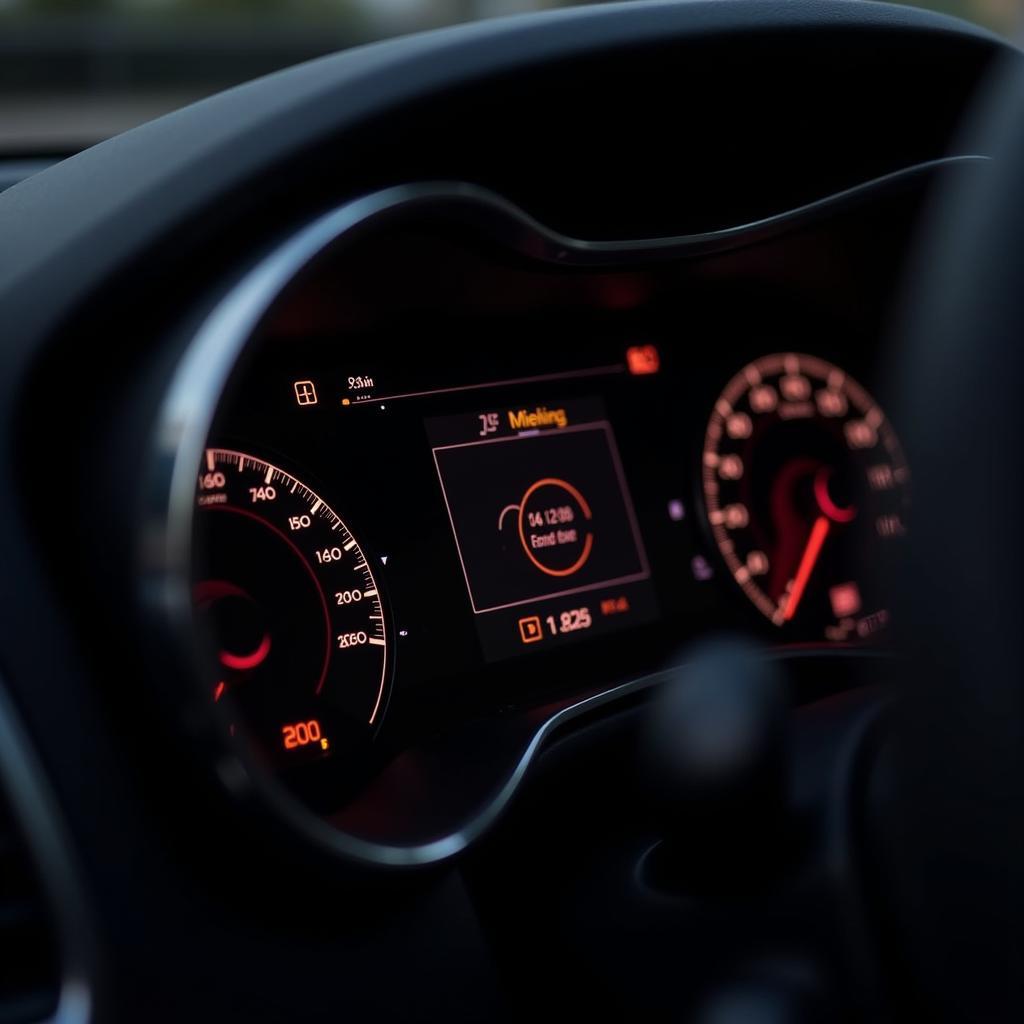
[192,449,391,770]
[702,354,909,642]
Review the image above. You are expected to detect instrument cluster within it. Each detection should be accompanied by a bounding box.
[149,181,912,857]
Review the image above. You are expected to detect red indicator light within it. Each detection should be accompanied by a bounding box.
[218,632,272,672]
[213,681,226,702]
[829,582,862,619]
[626,345,660,376]
[600,595,631,616]
[282,719,325,751]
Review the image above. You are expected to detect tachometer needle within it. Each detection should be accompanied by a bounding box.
[784,515,831,622]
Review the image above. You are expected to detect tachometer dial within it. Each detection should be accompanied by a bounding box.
[191,449,390,774]
[702,354,908,642]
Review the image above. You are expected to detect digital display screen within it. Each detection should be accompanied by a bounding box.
[429,397,658,660]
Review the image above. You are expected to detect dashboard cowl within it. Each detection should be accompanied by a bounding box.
[0,1,1013,383]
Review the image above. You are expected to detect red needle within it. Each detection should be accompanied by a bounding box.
[784,515,831,621]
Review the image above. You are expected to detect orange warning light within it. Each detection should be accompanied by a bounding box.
[626,345,660,376]
[518,616,544,644]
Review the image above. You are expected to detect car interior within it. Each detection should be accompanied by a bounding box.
[0,0,1022,1020]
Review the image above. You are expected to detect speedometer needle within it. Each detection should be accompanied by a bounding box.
[783,515,831,622]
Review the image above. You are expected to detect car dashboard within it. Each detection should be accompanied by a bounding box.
[0,2,1018,1021]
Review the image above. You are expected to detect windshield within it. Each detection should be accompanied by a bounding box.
[1,0,1020,154]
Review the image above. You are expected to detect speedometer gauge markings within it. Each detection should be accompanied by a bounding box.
[702,354,909,642]
[191,450,391,770]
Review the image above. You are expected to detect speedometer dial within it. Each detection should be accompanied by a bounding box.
[191,449,391,775]
[703,354,909,642]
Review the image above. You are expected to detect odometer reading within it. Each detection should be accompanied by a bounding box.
[192,449,390,770]
[702,354,909,642]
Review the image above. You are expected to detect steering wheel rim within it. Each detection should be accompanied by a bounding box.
[881,58,1024,1021]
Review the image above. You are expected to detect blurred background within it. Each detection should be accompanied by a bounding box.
[0,0,1021,154]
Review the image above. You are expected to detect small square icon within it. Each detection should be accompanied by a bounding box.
[294,380,318,406]
[626,345,660,375]
[518,615,543,644]
[829,582,862,619]
[691,555,714,582]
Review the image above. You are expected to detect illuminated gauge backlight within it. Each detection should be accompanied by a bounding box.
[192,449,390,770]
[702,354,909,642]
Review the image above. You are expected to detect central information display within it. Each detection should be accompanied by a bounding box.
[429,397,657,660]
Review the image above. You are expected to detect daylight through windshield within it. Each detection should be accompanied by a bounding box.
[0,1,1021,152]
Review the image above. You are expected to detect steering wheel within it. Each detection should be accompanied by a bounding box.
[878,58,1024,1021]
